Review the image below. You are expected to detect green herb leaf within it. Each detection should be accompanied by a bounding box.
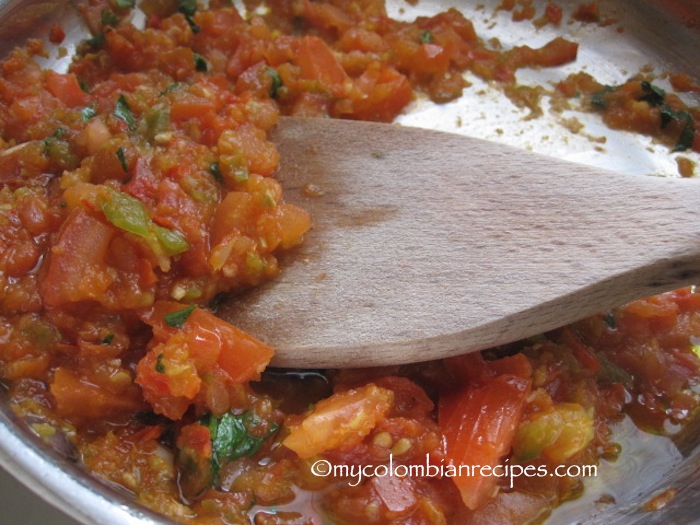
[207,292,226,312]
[206,411,278,483]
[603,311,616,330]
[209,161,223,182]
[596,351,633,386]
[101,333,115,345]
[164,304,197,328]
[266,67,283,98]
[178,0,201,33]
[155,353,166,373]
[159,83,180,96]
[661,107,696,152]
[114,94,136,132]
[116,147,128,172]
[101,9,120,27]
[590,85,616,110]
[640,81,665,108]
[86,32,106,50]
[177,0,197,16]
[81,105,97,121]
[43,128,79,169]
[673,111,695,152]
[421,30,433,43]
[113,0,135,9]
[193,53,208,72]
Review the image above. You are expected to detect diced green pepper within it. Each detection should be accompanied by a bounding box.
[114,94,136,132]
[101,188,151,237]
[153,224,190,256]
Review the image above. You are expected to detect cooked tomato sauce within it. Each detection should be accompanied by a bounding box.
[0,1,698,524]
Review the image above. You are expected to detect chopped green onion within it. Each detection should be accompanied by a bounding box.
[153,224,190,256]
[116,147,128,172]
[159,83,180,96]
[194,54,208,72]
[114,94,136,132]
[81,105,97,121]
[603,311,616,330]
[86,32,106,50]
[101,188,151,237]
[266,67,283,99]
[590,85,615,109]
[155,353,165,373]
[178,0,201,33]
[209,161,223,182]
[113,0,135,9]
[640,81,665,108]
[101,9,120,27]
[421,30,433,43]
[144,106,170,142]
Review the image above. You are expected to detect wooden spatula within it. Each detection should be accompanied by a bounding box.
[217,117,700,368]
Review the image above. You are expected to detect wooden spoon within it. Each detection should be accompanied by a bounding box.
[217,117,700,368]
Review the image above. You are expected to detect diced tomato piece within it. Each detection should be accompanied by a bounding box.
[300,0,353,33]
[40,208,115,307]
[544,3,563,24]
[350,65,413,122]
[217,123,279,176]
[51,367,144,420]
[188,306,274,383]
[296,35,350,98]
[177,422,213,459]
[45,71,89,107]
[283,384,394,459]
[371,475,418,516]
[171,97,217,122]
[141,301,274,383]
[439,371,532,510]
[529,37,578,68]
[136,301,274,419]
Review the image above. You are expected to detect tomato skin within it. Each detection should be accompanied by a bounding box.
[439,363,532,510]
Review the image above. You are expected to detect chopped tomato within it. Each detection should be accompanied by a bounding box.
[283,384,394,459]
[296,35,350,98]
[136,301,274,419]
[40,208,115,307]
[350,65,413,122]
[45,71,89,107]
[439,366,532,510]
[50,367,144,421]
